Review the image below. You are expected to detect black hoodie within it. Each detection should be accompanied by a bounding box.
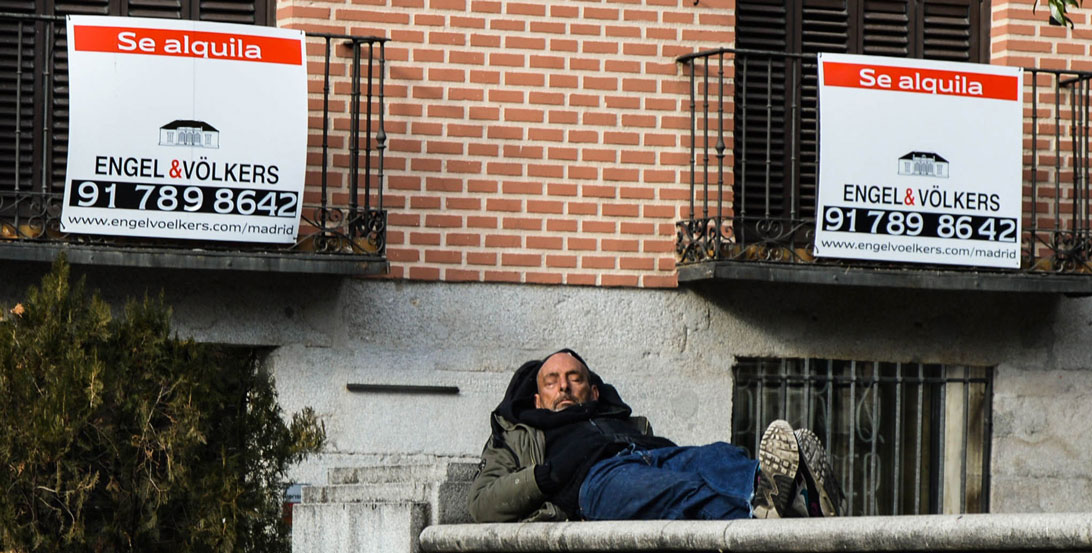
[489,349,675,518]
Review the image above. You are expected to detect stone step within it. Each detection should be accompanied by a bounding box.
[328,462,478,485]
[301,462,475,525]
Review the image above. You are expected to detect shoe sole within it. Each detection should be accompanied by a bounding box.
[756,420,799,518]
[794,428,847,517]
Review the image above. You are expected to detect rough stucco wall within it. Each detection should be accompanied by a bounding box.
[1,260,1088,512]
[989,291,1092,513]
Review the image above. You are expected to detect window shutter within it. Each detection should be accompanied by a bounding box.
[197,0,273,25]
[0,0,272,193]
[799,0,850,219]
[921,0,982,62]
[0,0,37,191]
[733,0,985,228]
[734,0,791,221]
[861,0,912,57]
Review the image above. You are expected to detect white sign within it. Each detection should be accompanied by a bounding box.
[815,53,1023,268]
[62,16,307,243]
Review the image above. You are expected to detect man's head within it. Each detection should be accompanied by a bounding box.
[534,351,599,411]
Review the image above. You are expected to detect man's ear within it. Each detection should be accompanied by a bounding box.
[592,385,599,400]
[534,393,543,409]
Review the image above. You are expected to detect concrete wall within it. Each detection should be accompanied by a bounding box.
[3,259,1089,513]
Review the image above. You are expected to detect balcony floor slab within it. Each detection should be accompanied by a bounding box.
[678,261,1092,295]
[0,242,387,276]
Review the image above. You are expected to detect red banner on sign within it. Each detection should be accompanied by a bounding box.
[822,61,1018,101]
[72,25,302,65]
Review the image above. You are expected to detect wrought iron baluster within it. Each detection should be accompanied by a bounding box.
[364,40,375,220]
[764,57,772,218]
[716,53,725,255]
[789,58,799,228]
[1055,76,1062,242]
[14,22,24,193]
[377,41,386,214]
[688,61,697,227]
[1071,80,1081,239]
[1030,70,1038,264]
[349,40,362,228]
[40,19,55,196]
[1078,76,1087,240]
[740,58,748,245]
[320,36,333,232]
[703,57,710,222]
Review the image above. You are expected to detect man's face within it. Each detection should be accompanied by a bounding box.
[534,353,599,412]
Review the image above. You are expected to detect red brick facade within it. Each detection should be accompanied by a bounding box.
[280,0,1091,286]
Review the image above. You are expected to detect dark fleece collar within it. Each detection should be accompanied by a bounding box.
[490,349,632,445]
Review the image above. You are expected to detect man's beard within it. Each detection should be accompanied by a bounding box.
[549,394,579,411]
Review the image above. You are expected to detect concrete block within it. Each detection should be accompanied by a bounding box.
[292,502,427,553]
[329,462,478,485]
[299,460,476,532]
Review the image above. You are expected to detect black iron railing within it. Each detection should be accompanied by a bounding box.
[676,48,1092,277]
[0,13,386,272]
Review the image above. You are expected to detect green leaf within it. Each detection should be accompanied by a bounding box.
[1050,0,1073,26]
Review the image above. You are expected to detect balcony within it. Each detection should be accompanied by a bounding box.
[675,48,1092,294]
[0,13,387,275]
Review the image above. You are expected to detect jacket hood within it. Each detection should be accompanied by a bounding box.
[490,349,632,444]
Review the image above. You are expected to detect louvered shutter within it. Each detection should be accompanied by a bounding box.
[0,0,271,192]
[734,0,791,224]
[921,0,982,61]
[0,0,37,192]
[734,0,986,227]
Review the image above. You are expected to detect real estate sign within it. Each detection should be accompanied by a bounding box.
[815,53,1023,268]
[62,16,307,243]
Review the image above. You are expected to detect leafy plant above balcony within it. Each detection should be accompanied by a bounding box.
[1043,0,1082,26]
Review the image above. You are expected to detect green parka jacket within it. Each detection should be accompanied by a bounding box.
[466,349,654,523]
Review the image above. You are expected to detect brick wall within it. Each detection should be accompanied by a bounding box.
[280,0,1092,283]
[279,0,735,288]
[992,0,1092,267]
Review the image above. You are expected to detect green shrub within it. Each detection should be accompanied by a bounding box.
[0,257,325,552]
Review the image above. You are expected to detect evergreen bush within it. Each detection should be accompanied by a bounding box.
[0,257,325,552]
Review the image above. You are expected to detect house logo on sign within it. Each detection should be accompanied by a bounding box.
[159,120,220,148]
[898,151,948,178]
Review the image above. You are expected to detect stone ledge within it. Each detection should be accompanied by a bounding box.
[419,513,1092,552]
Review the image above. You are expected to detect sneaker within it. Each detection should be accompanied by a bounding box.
[752,420,799,518]
[793,428,848,517]
[786,475,811,517]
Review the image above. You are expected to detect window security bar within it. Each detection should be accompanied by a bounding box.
[732,358,993,516]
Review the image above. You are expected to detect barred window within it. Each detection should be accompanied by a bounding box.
[732,358,992,515]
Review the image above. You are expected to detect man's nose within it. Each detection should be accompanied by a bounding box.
[558,379,569,391]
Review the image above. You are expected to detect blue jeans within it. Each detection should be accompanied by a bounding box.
[578,442,759,520]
